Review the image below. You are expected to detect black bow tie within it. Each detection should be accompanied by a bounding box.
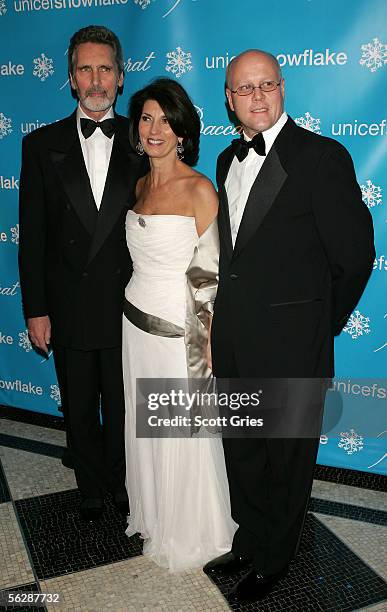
[80,117,116,139]
[231,132,266,162]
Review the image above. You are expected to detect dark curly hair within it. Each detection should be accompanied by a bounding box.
[128,77,200,166]
[68,25,124,76]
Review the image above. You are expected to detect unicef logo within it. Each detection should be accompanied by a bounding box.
[359,37,387,73]
[0,0,7,16]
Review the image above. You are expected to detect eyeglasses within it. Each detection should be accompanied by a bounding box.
[230,80,282,96]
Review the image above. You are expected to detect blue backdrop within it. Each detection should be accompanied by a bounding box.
[0,0,386,474]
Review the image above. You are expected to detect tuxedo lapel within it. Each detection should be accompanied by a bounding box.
[217,147,234,261]
[49,113,97,236]
[87,123,131,264]
[233,146,287,260]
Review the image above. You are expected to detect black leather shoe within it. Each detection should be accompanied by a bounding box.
[79,500,103,522]
[61,449,74,470]
[229,566,288,602]
[203,551,252,576]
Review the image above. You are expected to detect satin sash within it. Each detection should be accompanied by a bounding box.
[123,298,184,338]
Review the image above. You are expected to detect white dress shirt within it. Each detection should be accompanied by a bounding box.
[226,112,288,246]
[76,104,115,210]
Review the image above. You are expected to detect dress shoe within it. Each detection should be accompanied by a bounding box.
[79,500,103,522]
[203,551,252,576]
[61,449,74,470]
[229,566,288,602]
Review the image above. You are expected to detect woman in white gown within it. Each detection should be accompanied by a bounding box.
[123,78,236,571]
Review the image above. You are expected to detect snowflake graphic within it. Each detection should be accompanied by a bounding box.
[338,429,364,455]
[0,112,12,139]
[33,53,54,82]
[343,310,371,340]
[18,330,32,353]
[359,37,387,73]
[360,179,382,208]
[50,384,61,405]
[10,224,19,245]
[165,46,193,78]
[0,0,7,16]
[134,0,155,7]
[294,112,321,135]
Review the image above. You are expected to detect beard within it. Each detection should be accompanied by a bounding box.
[81,94,114,113]
[78,86,116,113]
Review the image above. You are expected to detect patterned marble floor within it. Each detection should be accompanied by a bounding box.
[0,405,386,612]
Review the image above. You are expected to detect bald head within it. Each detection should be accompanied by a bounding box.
[225,49,285,137]
[226,49,281,89]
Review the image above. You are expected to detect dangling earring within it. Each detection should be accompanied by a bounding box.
[136,140,144,156]
[176,140,184,160]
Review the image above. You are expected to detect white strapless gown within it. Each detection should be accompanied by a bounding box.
[123,210,236,571]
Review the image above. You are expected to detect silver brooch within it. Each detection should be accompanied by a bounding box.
[138,216,146,228]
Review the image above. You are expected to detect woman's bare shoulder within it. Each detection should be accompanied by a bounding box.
[191,173,218,213]
[185,173,218,236]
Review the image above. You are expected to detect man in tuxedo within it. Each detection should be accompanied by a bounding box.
[19,26,145,520]
[204,50,375,601]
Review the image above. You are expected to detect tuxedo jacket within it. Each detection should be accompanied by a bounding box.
[19,111,146,350]
[212,117,375,378]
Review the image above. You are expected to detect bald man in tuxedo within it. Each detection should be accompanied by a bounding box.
[205,49,374,602]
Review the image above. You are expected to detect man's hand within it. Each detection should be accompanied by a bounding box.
[27,316,51,354]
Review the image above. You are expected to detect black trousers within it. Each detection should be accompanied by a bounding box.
[214,350,322,575]
[222,436,319,574]
[53,345,126,501]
